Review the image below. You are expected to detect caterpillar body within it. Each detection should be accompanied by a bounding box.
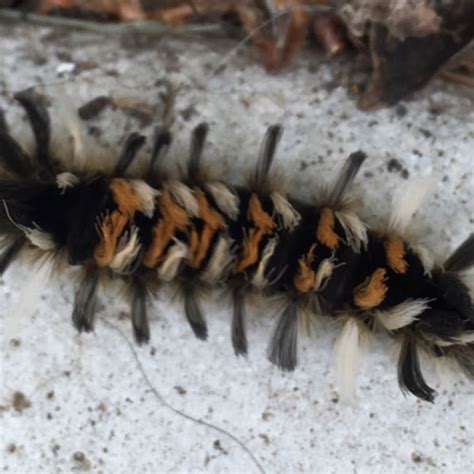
[1,92,473,403]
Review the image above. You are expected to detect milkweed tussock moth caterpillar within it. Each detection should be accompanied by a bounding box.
[0,92,473,403]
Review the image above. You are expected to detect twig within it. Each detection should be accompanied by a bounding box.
[0,8,222,35]
[440,71,474,88]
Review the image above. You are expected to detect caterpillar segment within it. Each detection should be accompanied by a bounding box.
[0,94,473,402]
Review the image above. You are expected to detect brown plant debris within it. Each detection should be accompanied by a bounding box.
[2,1,474,107]
[358,3,474,109]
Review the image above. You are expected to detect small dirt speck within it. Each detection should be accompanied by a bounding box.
[174,386,187,396]
[411,451,423,463]
[395,105,407,117]
[180,104,197,122]
[387,158,403,173]
[213,440,228,455]
[419,128,432,138]
[12,392,31,413]
[299,160,309,171]
[6,443,17,454]
[387,158,409,179]
[73,60,99,75]
[72,451,92,471]
[56,51,73,62]
[87,125,102,138]
[429,100,443,115]
[105,69,119,77]
[9,338,21,347]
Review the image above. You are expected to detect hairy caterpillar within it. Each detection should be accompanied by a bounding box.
[1,91,473,403]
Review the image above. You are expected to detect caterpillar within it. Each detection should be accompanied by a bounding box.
[1,91,473,403]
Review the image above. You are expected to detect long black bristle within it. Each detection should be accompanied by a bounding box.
[72,267,99,333]
[187,122,208,181]
[0,237,24,276]
[450,344,474,379]
[253,124,282,190]
[397,336,436,402]
[115,132,146,176]
[231,287,248,356]
[0,132,33,177]
[0,108,8,132]
[184,288,208,340]
[14,90,53,176]
[444,234,474,273]
[131,279,150,344]
[436,272,474,322]
[268,301,298,371]
[328,150,367,207]
[148,126,172,180]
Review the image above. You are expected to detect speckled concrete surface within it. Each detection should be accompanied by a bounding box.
[1,22,473,474]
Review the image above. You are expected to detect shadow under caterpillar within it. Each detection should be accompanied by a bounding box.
[1,91,473,403]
